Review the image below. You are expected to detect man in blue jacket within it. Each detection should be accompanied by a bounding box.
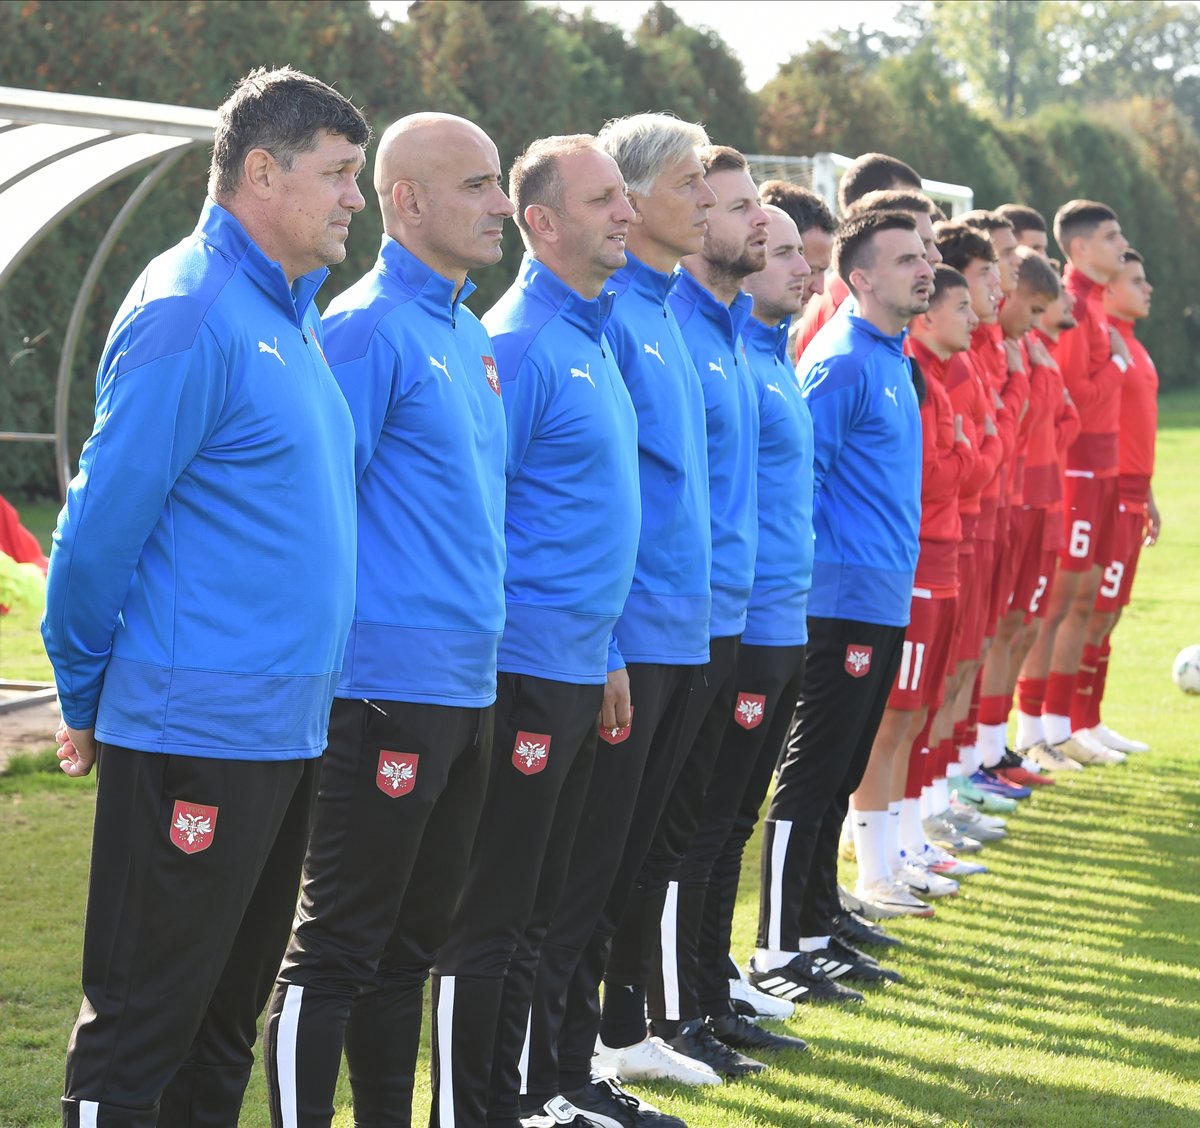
[513,115,723,1128]
[646,205,816,1064]
[594,145,769,1078]
[749,210,933,1005]
[43,68,369,1128]
[262,113,513,1128]
[428,135,642,1128]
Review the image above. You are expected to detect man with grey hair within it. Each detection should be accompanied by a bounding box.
[511,114,723,1128]
[45,66,368,1128]
[261,111,513,1128]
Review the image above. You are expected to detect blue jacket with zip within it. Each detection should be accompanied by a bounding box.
[604,252,711,666]
[741,315,814,646]
[483,255,640,683]
[798,305,921,627]
[322,237,507,707]
[42,199,356,759]
[668,268,760,638]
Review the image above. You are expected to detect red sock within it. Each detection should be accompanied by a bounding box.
[904,715,935,799]
[1043,671,1077,717]
[1089,635,1112,727]
[1070,644,1101,730]
[952,719,967,756]
[979,694,1010,726]
[1017,676,1047,716]
[935,737,956,780]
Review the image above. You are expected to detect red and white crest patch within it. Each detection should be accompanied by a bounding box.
[513,731,551,775]
[734,692,766,730]
[377,750,418,797]
[482,355,501,396]
[845,645,873,678]
[599,706,633,745]
[170,800,218,854]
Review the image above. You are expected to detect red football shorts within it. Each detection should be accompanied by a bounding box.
[890,592,957,710]
[1059,473,1120,572]
[958,537,992,662]
[1094,500,1149,612]
[1009,508,1048,615]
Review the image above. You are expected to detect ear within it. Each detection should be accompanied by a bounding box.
[392,179,424,227]
[849,266,872,295]
[242,148,278,200]
[625,190,647,227]
[524,203,559,242]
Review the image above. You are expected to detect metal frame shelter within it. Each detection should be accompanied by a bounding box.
[0,86,217,499]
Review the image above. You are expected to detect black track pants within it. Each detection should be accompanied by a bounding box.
[263,698,491,1128]
[601,636,741,1045]
[516,661,694,1110]
[429,674,603,1128]
[647,643,806,1025]
[757,618,904,951]
[61,745,319,1128]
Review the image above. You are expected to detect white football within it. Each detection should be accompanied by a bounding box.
[1172,645,1200,694]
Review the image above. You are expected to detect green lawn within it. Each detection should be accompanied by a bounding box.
[2,395,1199,1126]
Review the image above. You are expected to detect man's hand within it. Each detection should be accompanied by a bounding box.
[1003,337,1025,373]
[984,413,998,438]
[1109,325,1132,365]
[1146,489,1161,546]
[600,667,631,731]
[1025,333,1054,368]
[57,720,97,777]
[953,413,970,446]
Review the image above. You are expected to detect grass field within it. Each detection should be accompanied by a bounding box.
[2,395,1199,1126]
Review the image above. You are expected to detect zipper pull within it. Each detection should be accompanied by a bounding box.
[362,699,389,717]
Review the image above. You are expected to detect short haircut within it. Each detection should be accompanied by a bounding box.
[845,189,935,219]
[1015,246,1060,299]
[835,210,918,292]
[960,209,1015,234]
[1122,247,1145,266]
[838,152,921,212]
[934,221,997,272]
[209,66,371,200]
[597,113,708,196]
[1053,200,1119,255]
[930,203,948,223]
[929,264,969,306]
[698,145,748,177]
[996,204,1046,235]
[509,134,598,236]
[759,180,838,236]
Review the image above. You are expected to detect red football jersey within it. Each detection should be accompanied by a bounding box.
[945,350,1003,514]
[1022,328,1081,509]
[1113,317,1157,500]
[795,274,850,363]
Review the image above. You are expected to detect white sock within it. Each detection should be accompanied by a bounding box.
[852,809,891,888]
[919,787,932,820]
[899,797,926,857]
[797,935,831,953]
[1016,709,1044,750]
[752,948,800,972]
[932,776,951,815]
[1022,756,1041,773]
[840,807,854,846]
[946,761,963,779]
[886,801,903,873]
[1042,712,1072,745]
[978,722,1007,768]
[959,742,981,775]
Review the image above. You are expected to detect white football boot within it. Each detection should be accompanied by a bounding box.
[1068,729,1126,764]
[897,854,960,898]
[1088,722,1149,753]
[592,1035,721,1086]
[855,874,935,918]
[1026,740,1085,772]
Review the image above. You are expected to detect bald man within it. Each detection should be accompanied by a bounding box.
[263,113,515,1128]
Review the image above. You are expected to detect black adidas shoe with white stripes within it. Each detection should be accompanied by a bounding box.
[562,1076,689,1128]
[810,936,901,984]
[747,953,865,1004]
[831,909,903,950]
[705,1011,808,1054]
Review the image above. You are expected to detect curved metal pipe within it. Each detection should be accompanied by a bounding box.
[54,147,190,498]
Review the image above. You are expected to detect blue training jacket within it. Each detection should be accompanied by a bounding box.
[798,305,921,627]
[605,252,711,666]
[483,255,640,683]
[741,315,814,646]
[668,268,760,638]
[42,200,356,759]
[322,237,507,708]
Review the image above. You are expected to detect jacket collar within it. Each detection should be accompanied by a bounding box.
[846,308,908,355]
[517,253,614,343]
[611,250,680,307]
[377,235,476,323]
[195,197,328,326]
[673,266,754,345]
[908,335,950,383]
[743,314,792,364]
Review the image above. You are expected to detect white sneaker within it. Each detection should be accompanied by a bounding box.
[1027,740,1084,772]
[592,1035,721,1086]
[729,962,796,1019]
[1088,722,1149,753]
[948,797,1007,832]
[1020,757,1042,774]
[897,856,960,898]
[1068,730,1126,764]
[855,874,935,917]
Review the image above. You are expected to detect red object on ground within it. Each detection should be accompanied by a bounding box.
[0,493,48,575]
